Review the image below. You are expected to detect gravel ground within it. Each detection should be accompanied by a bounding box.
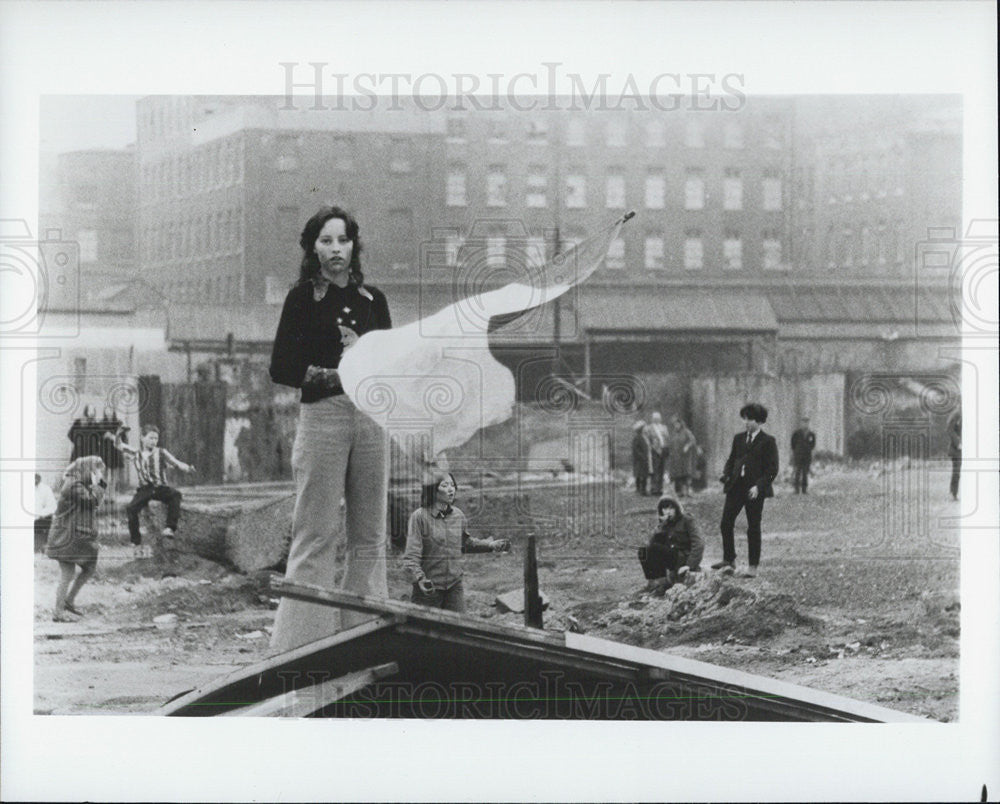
[34,461,960,720]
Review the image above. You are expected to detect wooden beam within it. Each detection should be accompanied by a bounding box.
[524,536,544,629]
[221,662,399,717]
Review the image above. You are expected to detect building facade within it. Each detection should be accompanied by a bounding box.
[126,95,960,376]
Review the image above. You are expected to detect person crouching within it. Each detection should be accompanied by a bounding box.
[403,472,510,614]
[638,495,704,595]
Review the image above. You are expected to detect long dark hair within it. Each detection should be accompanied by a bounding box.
[421,471,457,509]
[297,205,364,286]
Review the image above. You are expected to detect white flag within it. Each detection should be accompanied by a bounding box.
[339,213,633,453]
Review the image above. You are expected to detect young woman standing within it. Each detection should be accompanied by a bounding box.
[268,205,392,652]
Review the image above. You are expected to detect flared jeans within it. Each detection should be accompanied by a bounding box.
[269,395,388,653]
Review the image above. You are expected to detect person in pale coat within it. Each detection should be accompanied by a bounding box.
[643,412,669,497]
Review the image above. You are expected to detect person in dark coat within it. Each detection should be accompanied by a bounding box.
[67,405,103,462]
[790,416,816,494]
[46,456,106,621]
[631,419,650,496]
[712,402,779,578]
[947,410,961,501]
[99,406,126,496]
[638,494,704,594]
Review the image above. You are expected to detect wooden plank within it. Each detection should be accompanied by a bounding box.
[161,615,402,715]
[523,535,543,629]
[222,662,399,717]
[564,632,929,723]
[270,579,568,648]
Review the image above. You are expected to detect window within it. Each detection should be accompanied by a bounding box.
[276,136,299,172]
[723,168,743,210]
[446,117,467,142]
[723,232,742,270]
[389,139,412,173]
[73,184,98,211]
[606,119,627,147]
[645,120,667,148]
[265,275,286,305]
[840,228,854,267]
[606,171,626,209]
[762,170,782,211]
[684,168,705,210]
[606,237,626,270]
[446,167,467,207]
[566,118,586,146]
[724,122,744,149]
[763,118,783,150]
[684,118,705,148]
[78,229,98,263]
[527,118,548,144]
[644,236,665,270]
[565,173,586,208]
[644,170,665,209]
[876,221,888,265]
[486,236,506,268]
[526,167,547,208]
[331,136,354,171]
[762,231,782,270]
[683,229,703,271]
[526,236,546,269]
[486,166,507,207]
[861,225,876,265]
[444,233,464,268]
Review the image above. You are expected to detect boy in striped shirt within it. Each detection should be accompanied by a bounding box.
[113,424,195,558]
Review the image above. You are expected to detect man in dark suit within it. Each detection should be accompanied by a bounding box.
[712,402,779,578]
[791,416,817,494]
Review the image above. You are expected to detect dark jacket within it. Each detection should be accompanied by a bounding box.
[631,430,650,474]
[46,478,105,564]
[269,280,391,403]
[791,427,816,462]
[648,496,704,571]
[722,430,779,498]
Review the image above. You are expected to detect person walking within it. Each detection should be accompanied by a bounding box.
[713,403,779,578]
[268,204,393,652]
[644,412,669,497]
[46,456,106,621]
[790,416,816,494]
[631,419,650,496]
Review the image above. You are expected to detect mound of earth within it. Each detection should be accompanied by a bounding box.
[578,575,818,650]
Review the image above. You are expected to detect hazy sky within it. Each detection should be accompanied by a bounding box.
[39,96,139,153]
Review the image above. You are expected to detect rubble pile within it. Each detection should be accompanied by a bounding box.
[585,575,818,649]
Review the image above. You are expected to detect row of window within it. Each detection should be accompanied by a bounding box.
[823,222,907,268]
[140,138,244,202]
[139,208,243,263]
[446,116,783,151]
[446,167,783,211]
[417,231,782,273]
[162,274,246,304]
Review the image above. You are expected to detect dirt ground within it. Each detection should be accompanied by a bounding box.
[34,461,960,720]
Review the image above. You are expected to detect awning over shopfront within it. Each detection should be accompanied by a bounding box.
[578,289,779,339]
